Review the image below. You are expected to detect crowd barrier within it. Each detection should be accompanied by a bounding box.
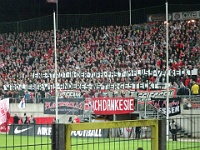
[1,117,200,150]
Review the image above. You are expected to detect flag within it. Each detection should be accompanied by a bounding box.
[153,41,156,53]
[0,98,10,132]
[47,0,57,3]
[18,98,26,109]
[84,98,92,110]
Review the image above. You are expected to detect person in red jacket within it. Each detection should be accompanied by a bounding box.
[196,75,200,85]
[184,75,190,87]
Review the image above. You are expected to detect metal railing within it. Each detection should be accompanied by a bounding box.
[167,116,200,150]
[62,119,159,150]
[0,124,52,150]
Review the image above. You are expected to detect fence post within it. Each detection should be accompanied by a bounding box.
[151,120,159,150]
[66,124,72,150]
[159,119,166,150]
[52,123,66,150]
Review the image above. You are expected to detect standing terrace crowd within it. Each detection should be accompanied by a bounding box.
[0,19,199,102]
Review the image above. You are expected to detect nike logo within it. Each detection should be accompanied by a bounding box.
[14,126,33,134]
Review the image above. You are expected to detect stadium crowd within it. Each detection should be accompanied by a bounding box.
[0,19,199,102]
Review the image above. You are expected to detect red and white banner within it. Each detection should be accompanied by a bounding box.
[92,97,134,115]
[0,98,10,132]
[137,88,177,99]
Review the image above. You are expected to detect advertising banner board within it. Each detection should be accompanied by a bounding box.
[44,98,84,115]
[9,124,109,138]
[151,97,181,116]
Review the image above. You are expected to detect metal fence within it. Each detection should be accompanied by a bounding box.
[167,116,200,150]
[62,119,159,150]
[1,117,200,149]
[0,124,52,150]
[53,118,200,150]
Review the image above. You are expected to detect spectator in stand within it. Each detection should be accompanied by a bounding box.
[25,91,31,103]
[0,19,199,99]
[196,75,200,85]
[184,75,190,88]
[29,115,36,124]
[191,81,199,95]
[19,88,25,102]
[197,75,200,94]
[21,113,28,124]
[169,82,179,89]
[169,120,178,141]
[40,88,45,103]
[135,126,142,139]
[177,82,189,95]
[13,114,20,124]
[68,116,73,123]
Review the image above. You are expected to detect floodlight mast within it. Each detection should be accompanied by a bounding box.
[56,0,58,30]
[165,1,170,141]
[53,12,58,122]
[129,0,132,25]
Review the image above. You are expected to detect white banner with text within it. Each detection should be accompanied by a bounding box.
[3,82,169,91]
[32,69,197,79]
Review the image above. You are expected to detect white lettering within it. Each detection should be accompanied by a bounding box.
[32,69,197,79]
[94,98,134,112]
[37,127,52,136]
[71,129,102,137]
[158,106,180,115]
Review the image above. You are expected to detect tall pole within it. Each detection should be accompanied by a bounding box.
[56,0,58,31]
[145,88,150,119]
[53,12,58,122]
[144,97,147,119]
[165,1,169,141]
[129,0,132,25]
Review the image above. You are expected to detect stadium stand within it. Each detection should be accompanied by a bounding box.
[0,19,199,102]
